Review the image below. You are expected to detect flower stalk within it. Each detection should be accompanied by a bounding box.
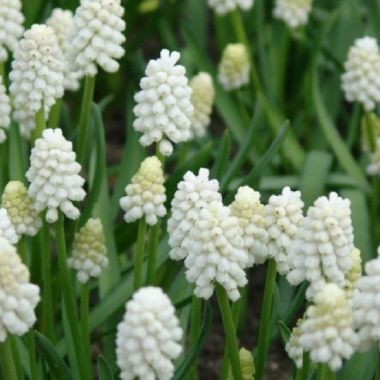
[0,338,18,380]
[134,218,147,290]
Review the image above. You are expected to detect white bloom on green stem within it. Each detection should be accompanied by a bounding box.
[68,0,126,77]
[46,8,80,91]
[298,284,358,370]
[0,208,18,245]
[273,0,313,29]
[230,186,269,265]
[26,128,86,224]
[208,0,254,15]
[264,186,304,275]
[286,317,304,368]
[168,168,222,261]
[366,139,380,175]
[0,0,24,62]
[1,181,42,237]
[185,201,248,301]
[352,249,380,350]
[218,43,250,91]
[189,72,215,137]
[0,237,40,341]
[133,49,194,156]
[116,286,183,380]
[9,24,64,138]
[342,37,380,111]
[287,193,354,300]
[120,156,166,226]
[0,77,11,143]
[68,218,108,283]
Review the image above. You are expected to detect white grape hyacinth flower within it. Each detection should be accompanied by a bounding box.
[168,168,222,261]
[120,156,166,226]
[116,286,183,380]
[9,24,64,137]
[264,186,304,275]
[286,317,304,368]
[218,43,250,91]
[299,284,358,371]
[68,218,108,283]
[46,8,80,91]
[230,186,269,265]
[0,0,24,62]
[287,192,354,300]
[273,0,313,29]
[0,237,40,341]
[185,201,248,301]
[0,77,11,143]
[208,0,254,15]
[0,208,19,245]
[352,249,380,350]
[68,0,126,77]
[1,181,42,237]
[26,128,86,224]
[342,37,380,111]
[133,49,194,156]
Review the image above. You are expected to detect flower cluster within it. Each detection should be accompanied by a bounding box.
[230,186,269,265]
[297,284,357,370]
[133,49,194,156]
[26,128,86,223]
[0,238,40,342]
[120,156,166,226]
[0,208,18,245]
[67,0,126,77]
[68,218,108,283]
[0,77,11,143]
[168,168,222,261]
[287,192,354,299]
[9,24,64,137]
[189,72,215,137]
[0,0,24,62]
[273,0,313,29]
[1,181,41,237]
[228,348,255,380]
[208,0,254,15]
[218,43,250,90]
[116,287,183,380]
[342,37,380,111]
[264,186,304,275]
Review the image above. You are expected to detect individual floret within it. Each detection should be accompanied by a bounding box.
[273,0,313,29]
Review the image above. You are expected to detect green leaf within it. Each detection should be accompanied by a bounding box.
[278,321,291,346]
[212,130,232,180]
[173,302,212,380]
[35,331,74,380]
[97,355,114,380]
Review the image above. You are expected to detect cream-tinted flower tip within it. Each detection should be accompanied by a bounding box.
[189,72,215,137]
[185,201,248,301]
[120,156,166,226]
[345,248,362,294]
[68,0,126,76]
[116,287,183,380]
[168,168,222,261]
[0,208,19,245]
[218,43,250,91]
[46,8,80,91]
[286,317,304,368]
[9,24,64,137]
[26,128,86,223]
[0,238,40,341]
[228,347,255,380]
[1,181,42,237]
[264,186,304,275]
[366,140,380,176]
[0,77,11,143]
[342,37,380,111]
[230,186,269,265]
[68,218,108,283]
[208,0,254,15]
[273,0,313,29]
[133,49,194,156]
[299,284,358,370]
[0,0,24,62]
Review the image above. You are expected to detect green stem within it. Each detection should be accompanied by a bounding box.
[255,259,277,380]
[134,218,147,290]
[215,284,243,380]
[301,351,310,380]
[8,123,25,182]
[0,62,4,80]
[376,348,380,380]
[27,331,38,380]
[317,364,327,380]
[188,296,202,380]
[365,112,377,153]
[49,99,62,129]
[0,338,18,380]
[17,237,28,265]
[77,75,96,166]
[81,282,91,370]
[56,212,91,380]
[146,223,160,285]
[32,106,46,142]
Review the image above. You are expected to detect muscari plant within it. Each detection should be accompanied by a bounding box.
[1,0,380,379]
